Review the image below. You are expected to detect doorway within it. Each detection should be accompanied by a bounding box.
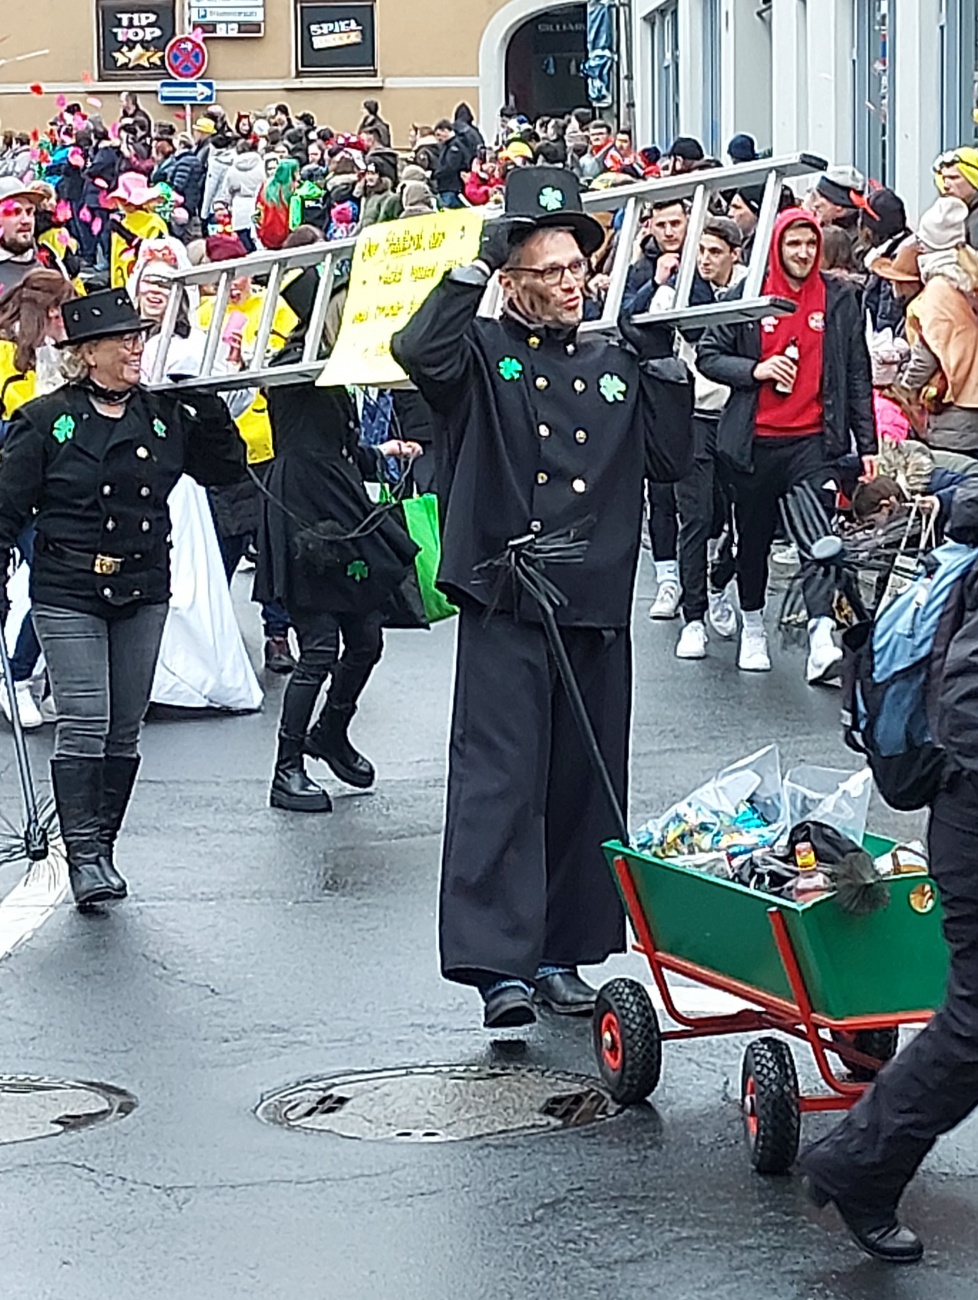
[505,4,589,119]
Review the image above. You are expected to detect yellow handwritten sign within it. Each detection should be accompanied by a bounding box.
[318,207,485,388]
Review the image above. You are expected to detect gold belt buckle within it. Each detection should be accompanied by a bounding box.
[93,554,122,576]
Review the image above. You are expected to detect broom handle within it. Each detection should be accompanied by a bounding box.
[0,615,44,854]
[535,597,631,847]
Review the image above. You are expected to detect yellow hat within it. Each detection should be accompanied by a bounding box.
[501,141,532,162]
[935,145,978,192]
[194,118,216,135]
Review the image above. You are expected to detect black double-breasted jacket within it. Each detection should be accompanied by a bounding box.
[391,273,693,629]
[0,383,245,617]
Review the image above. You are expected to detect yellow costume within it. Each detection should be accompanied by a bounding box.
[194,290,298,464]
[0,340,38,420]
[110,209,169,289]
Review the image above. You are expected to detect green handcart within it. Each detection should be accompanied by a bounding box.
[592,835,949,1174]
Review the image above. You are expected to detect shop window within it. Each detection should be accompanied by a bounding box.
[703,0,721,157]
[649,0,680,150]
[852,0,890,185]
[294,0,377,75]
[941,0,978,147]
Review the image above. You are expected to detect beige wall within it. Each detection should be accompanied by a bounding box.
[0,0,504,142]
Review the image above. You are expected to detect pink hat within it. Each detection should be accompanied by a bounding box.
[106,172,163,209]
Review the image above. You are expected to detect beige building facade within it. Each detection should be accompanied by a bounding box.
[0,0,596,143]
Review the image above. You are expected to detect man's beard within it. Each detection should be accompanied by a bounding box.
[0,232,34,257]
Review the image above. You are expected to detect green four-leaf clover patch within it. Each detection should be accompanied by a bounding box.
[538,186,565,212]
[153,417,167,439]
[51,415,75,444]
[598,373,627,403]
[498,356,523,382]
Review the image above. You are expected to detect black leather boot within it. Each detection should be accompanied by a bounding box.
[270,734,333,813]
[96,756,139,898]
[305,705,375,789]
[51,758,126,907]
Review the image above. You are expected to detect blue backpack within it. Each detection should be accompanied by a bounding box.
[843,540,978,810]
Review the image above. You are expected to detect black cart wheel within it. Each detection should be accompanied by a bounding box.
[831,1027,900,1082]
[593,978,662,1105]
[741,1037,801,1175]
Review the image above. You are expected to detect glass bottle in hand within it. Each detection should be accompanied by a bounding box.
[775,338,800,395]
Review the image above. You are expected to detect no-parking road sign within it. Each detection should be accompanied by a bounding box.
[164,34,209,80]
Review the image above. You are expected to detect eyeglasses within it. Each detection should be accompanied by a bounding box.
[111,332,145,352]
[510,258,590,286]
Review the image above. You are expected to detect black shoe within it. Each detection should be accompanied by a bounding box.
[264,636,296,675]
[483,981,537,1029]
[802,1175,924,1264]
[270,736,332,813]
[51,758,127,907]
[68,860,126,907]
[534,968,597,1016]
[305,706,375,789]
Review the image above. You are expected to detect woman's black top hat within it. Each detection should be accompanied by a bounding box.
[503,166,605,256]
[60,289,153,347]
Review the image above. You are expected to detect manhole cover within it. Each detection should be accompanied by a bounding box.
[256,1065,618,1142]
[0,1075,136,1146]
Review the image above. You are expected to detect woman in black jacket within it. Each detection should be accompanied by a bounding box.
[0,289,244,907]
[256,270,421,812]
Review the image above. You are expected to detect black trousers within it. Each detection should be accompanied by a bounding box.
[441,604,629,987]
[724,435,834,617]
[675,416,730,622]
[279,607,384,740]
[804,775,978,1213]
[647,481,678,563]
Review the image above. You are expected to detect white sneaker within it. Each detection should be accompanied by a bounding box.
[649,580,682,620]
[738,626,771,672]
[0,679,43,730]
[806,618,844,685]
[707,587,738,639]
[676,620,708,659]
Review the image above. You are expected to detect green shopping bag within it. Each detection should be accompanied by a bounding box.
[400,493,458,623]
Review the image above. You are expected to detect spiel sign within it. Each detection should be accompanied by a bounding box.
[97,2,177,77]
[295,2,376,73]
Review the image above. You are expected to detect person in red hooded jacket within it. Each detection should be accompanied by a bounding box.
[697,208,875,683]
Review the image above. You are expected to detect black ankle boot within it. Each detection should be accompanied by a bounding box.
[51,758,127,907]
[305,705,375,789]
[97,756,139,898]
[270,735,333,812]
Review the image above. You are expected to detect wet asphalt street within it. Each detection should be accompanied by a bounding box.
[0,556,975,1300]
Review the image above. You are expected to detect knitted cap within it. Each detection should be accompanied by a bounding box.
[917,195,969,252]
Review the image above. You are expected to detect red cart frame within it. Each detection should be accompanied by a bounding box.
[613,854,933,1112]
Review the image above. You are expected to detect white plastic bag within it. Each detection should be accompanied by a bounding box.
[783,765,872,845]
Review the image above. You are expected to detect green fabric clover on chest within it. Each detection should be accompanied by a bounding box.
[51,414,75,444]
[347,559,370,582]
[497,356,524,382]
[598,373,627,403]
[152,417,167,439]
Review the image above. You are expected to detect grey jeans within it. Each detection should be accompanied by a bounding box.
[32,602,168,760]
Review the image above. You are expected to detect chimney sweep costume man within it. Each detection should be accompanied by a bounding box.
[392,168,693,1029]
[0,289,245,908]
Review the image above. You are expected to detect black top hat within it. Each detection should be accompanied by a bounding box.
[60,289,153,347]
[503,166,605,256]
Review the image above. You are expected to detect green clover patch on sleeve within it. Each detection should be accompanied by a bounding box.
[51,414,75,444]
